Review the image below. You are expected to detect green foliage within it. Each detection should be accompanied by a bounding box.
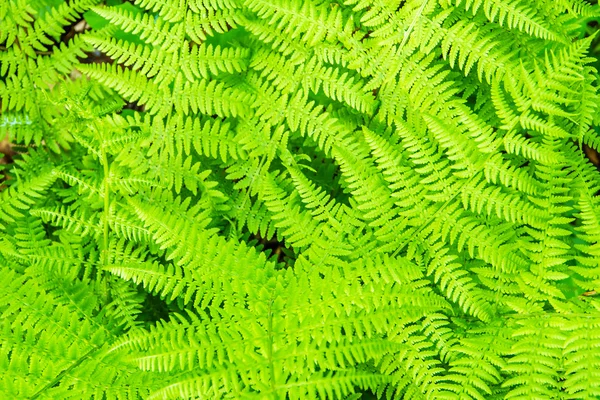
[2,0,600,398]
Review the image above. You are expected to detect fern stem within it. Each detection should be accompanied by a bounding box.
[102,147,110,266]
[28,346,98,400]
[266,298,278,399]
[101,144,112,304]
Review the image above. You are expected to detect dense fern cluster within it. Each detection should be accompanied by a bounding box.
[2,0,600,398]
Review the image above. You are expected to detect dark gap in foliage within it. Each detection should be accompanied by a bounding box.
[122,100,145,113]
[78,49,114,65]
[395,0,406,12]
[249,231,294,266]
[361,30,373,41]
[0,138,14,181]
[586,10,600,73]
[354,389,378,399]
[60,19,86,44]
[291,139,352,207]
[137,289,172,325]
[583,143,600,172]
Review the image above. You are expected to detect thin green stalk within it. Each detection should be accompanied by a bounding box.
[102,146,110,266]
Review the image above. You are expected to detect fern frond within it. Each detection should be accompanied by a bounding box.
[185,8,242,42]
[90,6,182,51]
[449,0,562,41]
[184,43,251,80]
[31,205,102,238]
[245,0,346,46]
[4,0,600,397]
[0,169,57,230]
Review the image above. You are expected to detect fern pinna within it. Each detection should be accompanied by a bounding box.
[2,0,600,398]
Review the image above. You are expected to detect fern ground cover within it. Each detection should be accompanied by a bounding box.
[3,0,600,398]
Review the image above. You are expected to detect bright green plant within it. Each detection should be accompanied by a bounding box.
[2,0,600,398]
